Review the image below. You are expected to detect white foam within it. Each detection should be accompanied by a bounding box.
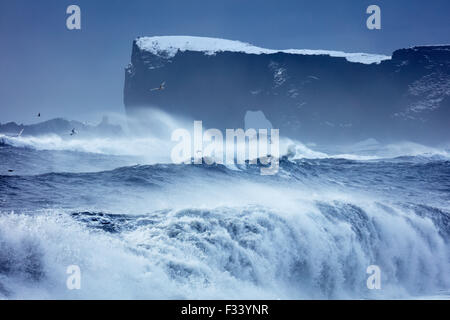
[1,187,449,299]
[136,36,391,65]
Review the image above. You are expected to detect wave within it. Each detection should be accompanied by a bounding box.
[1,130,449,299]
[2,133,450,165]
[0,134,171,161]
[2,155,449,214]
[285,138,450,161]
[0,197,449,299]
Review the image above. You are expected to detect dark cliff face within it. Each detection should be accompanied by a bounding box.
[124,41,450,145]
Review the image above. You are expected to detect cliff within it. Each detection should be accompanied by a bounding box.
[124,36,450,145]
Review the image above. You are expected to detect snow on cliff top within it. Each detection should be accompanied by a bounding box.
[136,36,391,64]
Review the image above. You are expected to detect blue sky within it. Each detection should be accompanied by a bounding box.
[1,0,449,123]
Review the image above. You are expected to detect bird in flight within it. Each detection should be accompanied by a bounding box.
[37,113,40,117]
[8,169,14,173]
[150,81,166,91]
[14,129,24,137]
[70,128,77,136]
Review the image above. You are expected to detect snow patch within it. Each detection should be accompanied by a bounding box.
[136,36,391,65]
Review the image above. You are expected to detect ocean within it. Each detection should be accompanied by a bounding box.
[0,134,449,299]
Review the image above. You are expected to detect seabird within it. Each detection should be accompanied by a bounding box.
[70,128,77,136]
[37,113,40,117]
[8,170,14,173]
[150,81,166,91]
[10,129,24,138]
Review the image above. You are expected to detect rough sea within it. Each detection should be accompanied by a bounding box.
[0,133,449,299]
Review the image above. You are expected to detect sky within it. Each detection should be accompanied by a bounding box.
[0,0,449,124]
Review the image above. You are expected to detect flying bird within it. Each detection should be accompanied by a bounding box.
[70,128,77,136]
[37,113,40,117]
[150,81,166,91]
[11,129,24,138]
[8,170,14,173]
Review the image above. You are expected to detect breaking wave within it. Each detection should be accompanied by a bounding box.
[1,138,449,299]
[1,198,449,299]
[2,133,450,163]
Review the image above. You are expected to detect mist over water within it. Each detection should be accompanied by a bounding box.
[0,110,449,299]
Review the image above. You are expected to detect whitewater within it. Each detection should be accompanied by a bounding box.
[0,134,449,299]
